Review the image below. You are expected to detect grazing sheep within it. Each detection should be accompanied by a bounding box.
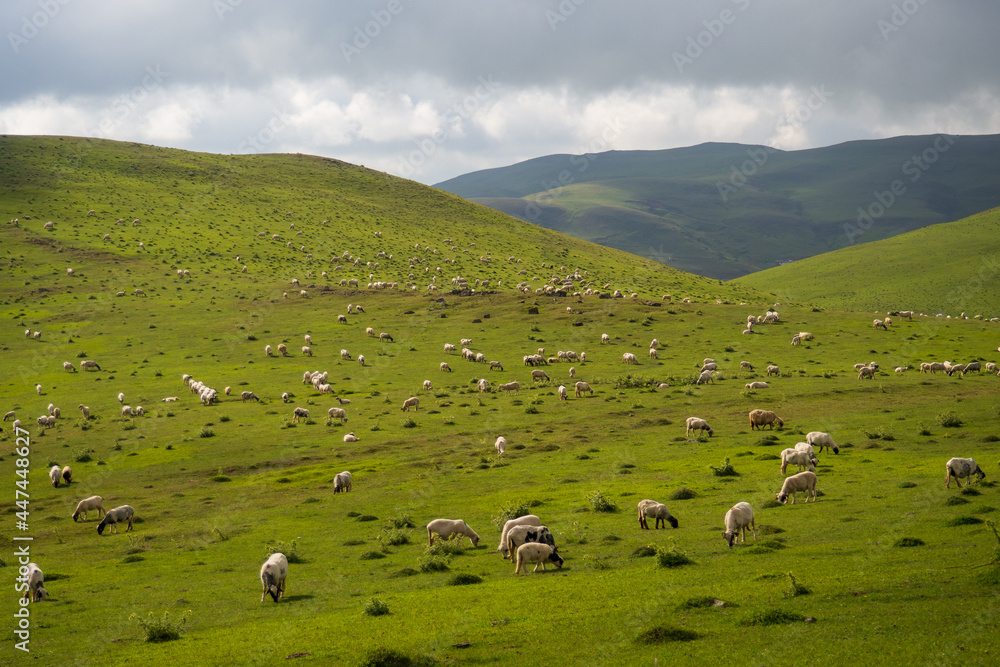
[328,407,347,424]
[340,348,352,360]
[97,505,134,535]
[444,343,456,352]
[498,515,542,555]
[336,396,351,405]
[745,381,769,389]
[22,563,47,603]
[3,410,14,421]
[133,289,145,296]
[302,346,312,357]
[601,333,610,344]
[514,543,564,573]
[72,495,105,522]
[749,409,783,430]
[574,381,593,397]
[962,361,982,375]
[505,525,556,561]
[805,431,839,454]
[423,380,432,391]
[241,391,260,403]
[494,436,506,455]
[426,518,480,547]
[700,362,718,373]
[858,366,876,380]
[489,360,504,371]
[622,352,638,365]
[292,407,310,423]
[723,502,756,548]
[121,405,134,418]
[358,354,366,366]
[568,366,575,378]
[79,404,90,419]
[135,406,144,417]
[440,362,452,372]
[776,471,818,504]
[649,348,658,359]
[36,384,42,395]
[696,370,715,385]
[61,466,72,485]
[637,499,678,529]
[260,552,288,603]
[281,392,290,404]
[740,361,754,371]
[766,365,780,377]
[873,319,888,330]
[401,397,419,411]
[49,465,61,488]
[499,381,520,396]
[333,471,353,493]
[685,417,713,437]
[780,449,816,474]
[945,457,986,488]
[794,442,818,458]
[265,344,272,357]
[531,369,550,382]
[477,378,490,393]
[894,366,909,373]
[277,343,287,357]
[558,385,567,400]
[304,334,312,345]
[63,361,76,372]
[379,332,393,342]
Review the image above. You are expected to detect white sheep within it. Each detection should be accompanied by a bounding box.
[531,369,550,382]
[291,407,310,423]
[260,552,288,602]
[574,381,593,397]
[49,465,62,488]
[601,333,610,344]
[766,365,780,377]
[498,515,542,555]
[357,354,366,366]
[63,361,76,372]
[61,465,72,484]
[440,362,452,372]
[806,431,839,454]
[637,499,678,529]
[277,343,287,357]
[649,348,658,359]
[494,436,507,455]
[749,409,783,430]
[740,361,754,371]
[489,360,504,371]
[685,417,713,437]
[22,563,47,602]
[121,405,134,418]
[945,457,986,488]
[401,397,419,411]
[696,369,715,385]
[723,502,756,548]
[558,385,567,400]
[444,343,456,352]
[333,471,353,493]
[97,505,134,534]
[79,404,90,419]
[423,380,432,391]
[426,518,480,547]
[3,410,14,421]
[72,495,105,522]
[477,378,490,393]
[622,352,638,365]
[745,381,769,389]
[776,471,818,504]
[343,432,359,442]
[328,407,347,424]
[780,448,816,474]
[514,542,564,573]
[505,525,556,561]
[302,346,312,357]
[135,406,144,417]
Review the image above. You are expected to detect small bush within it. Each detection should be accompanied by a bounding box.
[425,541,463,557]
[740,609,806,626]
[357,515,379,522]
[946,516,984,527]
[785,572,811,597]
[378,529,411,547]
[588,490,618,513]
[447,573,483,586]
[636,625,700,644]
[937,412,963,428]
[678,596,729,609]
[218,415,230,423]
[359,647,435,667]
[669,487,697,500]
[266,539,303,564]
[129,610,190,642]
[946,496,970,506]
[656,543,693,568]
[122,554,145,564]
[401,417,417,428]
[388,514,416,529]
[709,457,738,477]
[631,545,658,558]
[961,487,982,496]
[898,481,917,489]
[418,555,450,572]
[389,568,419,578]
[363,597,390,616]
[894,537,925,547]
[761,499,783,509]
[199,427,215,438]
[524,405,539,414]
[359,551,387,560]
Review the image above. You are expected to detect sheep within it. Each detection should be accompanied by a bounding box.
[135,406,144,417]
[685,417,714,437]
[723,502,756,547]
[499,381,520,396]
[775,471,818,504]
[505,525,556,561]
[498,515,542,555]
[133,288,145,297]
[749,409,784,430]
[3,410,14,421]
[291,407,309,423]
[650,338,659,349]
[601,333,610,344]
[336,396,351,405]
[962,361,982,375]
[806,431,839,454]
[423,380,433,391]
[574,381,593,397]
[460,338,473,347]
[514,543,564,573]
[637,499,678,529]
[440,362,452,372]
[333,471,353,493]
[766,365,780,376]
[49,465,61,487]
[568,366,575,378]
[36,384,42,395]
[495,436,506,455]
[97,505,134,535]
[277,343,287,357]
[531,369,550,382]
[121,405,134,418]
[379,332,394,342]
[489,360,504,371]
[72,495,105,522]
[63,361,76,372]
[47,403,55,416]
[780,448,816,474]
[622,352,638,365]
[696,370,715,385]
[858,366,876,380]
[700,362,718,373]
[444,343,456,352]
[79,404,90,419]
[477,378,491,393]
[328,407,347,424]
[340,432,359,443]
[426,518,480,547]
[791,334,802,346]
[22,563,47,603]
[873,319,888,330]
[240,391,260,403]
[302,346,312,357]
[945,457,986,488]
[61,465,72,485]
[260,552,288,602]
[401,396,419,411]
[558,385,568,400]
[649,348,658,359]
[33,331,41,340]
[357,354,366,367]
[894,366,909,373]
[745,381,769,389]
[986,362,998,373]
[265,344,272,357]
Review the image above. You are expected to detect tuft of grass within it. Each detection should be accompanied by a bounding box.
[129,610,190,642]
[199,427,215,438]
[946,496,970,506]
[359,551,387,560]
[447,573,483,586]
[362,597,390,616]
[418,555,450,572]
[740,609,806,626]
[631,545,658,558]
[946,516,984,527]
[961,487,982,497]
[378,529,411,547]
[937,412,963,428]
[636,625,701,644]
[265,540,303,564]
[401,417,417,428]
[709,457,738,477]
[898,481,918,489]
[785,572,811,597]
[895,537,925,547]
[656,542,694,568]
[358,647,435,667]
[669,487,697,500]
[388,514,416,529]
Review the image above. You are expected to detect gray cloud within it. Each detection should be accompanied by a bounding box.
[2,0,998,184]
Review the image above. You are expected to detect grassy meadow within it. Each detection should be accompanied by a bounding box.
[2,137,999,666]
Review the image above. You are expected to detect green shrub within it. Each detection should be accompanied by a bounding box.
[447,573,483,586]
[785,572,811,597]
[656,543,693,568]
[358,647,435,667]
[363,597,390,616]
[401,417,417,428]
[636,625,700,643]
[418,555,450,572]
[359,551,387,560]
[937,412,963,428]
[709,457,738,477]
[129,610,190,642]
[199,427,214,438]
[669,487,697,500]
[265,539,303,564]
[588,490,618,513]
[631,545,658,558]
[378,529,411,547]
[894,537,925,547]
[388,514,415,529]
[898,481,917,489]
[425,541,463,557]
[740,609,806,626]
[946,496,970,506]
[946,516,984,527]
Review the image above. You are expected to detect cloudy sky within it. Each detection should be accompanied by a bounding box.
[3,0,998,185]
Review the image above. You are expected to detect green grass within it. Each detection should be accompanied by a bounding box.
[2,136,1000,665]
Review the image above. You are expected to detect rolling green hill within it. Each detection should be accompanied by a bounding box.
[734,207,1000,316]
[435,135,1000,280]
[2,136,1000,666]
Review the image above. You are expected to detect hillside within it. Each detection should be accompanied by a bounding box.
[734,207,1000,315]
[435,135,1000,280]
[2,136,1000,665]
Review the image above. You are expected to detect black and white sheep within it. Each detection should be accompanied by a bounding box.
[685,417,713,437]
[22,562,47,602]
[505,525,555,562]
[61,465,72,485]
[945,457,986,488]
[97,505,134,535]
[260,552,288,602]
[49,465,61,487]
[291,407,309,423]
[637,499,678,529]
[498,515,542,556]
[514,543,563,573]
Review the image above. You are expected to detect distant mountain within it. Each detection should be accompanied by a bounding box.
[734,207,1000,316]
[435,135,1000,280]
